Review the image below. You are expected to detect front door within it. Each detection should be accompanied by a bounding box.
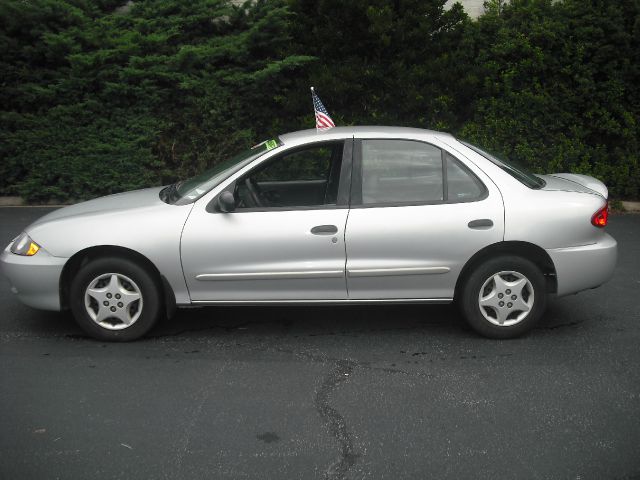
[181,140,352,302]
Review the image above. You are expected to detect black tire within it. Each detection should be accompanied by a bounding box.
[69,257,162,341]
[459,255,547,339]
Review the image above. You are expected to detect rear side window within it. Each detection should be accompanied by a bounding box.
[361,140,443,204]
[355,139,486,206]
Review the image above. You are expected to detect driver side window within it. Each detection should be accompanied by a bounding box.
[235,142,344,209]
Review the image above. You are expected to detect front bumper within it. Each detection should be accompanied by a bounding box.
[547,233,617,297]
[0,244,67,311]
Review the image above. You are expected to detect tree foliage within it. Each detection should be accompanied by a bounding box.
[0,0,638,201]
[0,0,312,201]
[463,0,640,198]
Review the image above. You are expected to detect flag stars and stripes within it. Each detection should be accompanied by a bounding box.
[311,87,335,130]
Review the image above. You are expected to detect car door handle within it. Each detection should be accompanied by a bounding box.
[311,225,338,235]
[468,219,493,229]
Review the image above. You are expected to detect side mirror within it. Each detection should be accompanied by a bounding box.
[217,191,236,213]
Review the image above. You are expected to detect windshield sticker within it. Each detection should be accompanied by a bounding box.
[251,139,279,151]
[265,139,278,150]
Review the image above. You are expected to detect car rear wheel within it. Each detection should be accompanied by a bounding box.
[460,255,547,338]
[69,257,162,341]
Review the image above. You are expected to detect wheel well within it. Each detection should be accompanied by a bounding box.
[59,245,176,317]
[454,241,557,298]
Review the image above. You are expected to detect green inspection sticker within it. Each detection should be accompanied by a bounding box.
[265,139,278,150]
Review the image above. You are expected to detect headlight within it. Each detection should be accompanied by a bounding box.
[10,232,41,256]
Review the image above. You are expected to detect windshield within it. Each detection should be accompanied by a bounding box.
[460,140,545,189]
[161,138,281,205]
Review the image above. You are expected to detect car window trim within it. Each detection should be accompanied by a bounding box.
[207,138,354,214]
[442,147,449,203]
[220,203,349,213]
[350,138,488,208]
[336,138,353,206]
[350,139,363,206]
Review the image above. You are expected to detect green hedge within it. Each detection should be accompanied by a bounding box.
[1,0,638,202]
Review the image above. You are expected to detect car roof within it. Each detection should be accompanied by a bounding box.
[278,126,455,146]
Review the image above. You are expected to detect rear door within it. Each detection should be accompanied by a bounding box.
[344,137,504,300]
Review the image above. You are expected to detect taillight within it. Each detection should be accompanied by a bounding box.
[591,201,609,228]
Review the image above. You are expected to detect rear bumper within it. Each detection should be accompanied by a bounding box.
[547,233,617,296]
[0,245,67,311]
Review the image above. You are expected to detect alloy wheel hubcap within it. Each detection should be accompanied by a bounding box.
[478,271,534,327]
[84,273,143,330]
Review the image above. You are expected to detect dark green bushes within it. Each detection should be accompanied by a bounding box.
[461,0,640,199]
[1,0,638,201]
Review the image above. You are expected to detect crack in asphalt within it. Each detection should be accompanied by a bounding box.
[315,360,359,480]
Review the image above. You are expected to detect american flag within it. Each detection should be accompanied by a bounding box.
[311,87,335,130]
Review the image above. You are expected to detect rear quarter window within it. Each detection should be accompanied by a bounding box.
[445,152,487,202]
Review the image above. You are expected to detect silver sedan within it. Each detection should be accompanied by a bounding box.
[1,127,617,340]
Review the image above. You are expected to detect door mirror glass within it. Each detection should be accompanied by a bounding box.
[217,191,236,212]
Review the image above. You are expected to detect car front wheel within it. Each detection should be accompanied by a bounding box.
[69,257,162,341]
[460,255,547,338]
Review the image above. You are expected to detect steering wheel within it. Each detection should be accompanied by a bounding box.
[244,178,264,207]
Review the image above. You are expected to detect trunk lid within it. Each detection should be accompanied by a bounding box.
[538,173,608,198]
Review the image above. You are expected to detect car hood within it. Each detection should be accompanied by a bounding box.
[538,173,608,198]
[29,187,166,228]
[23,186,196,259]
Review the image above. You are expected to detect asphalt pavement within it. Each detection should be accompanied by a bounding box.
[1,207,639,479]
